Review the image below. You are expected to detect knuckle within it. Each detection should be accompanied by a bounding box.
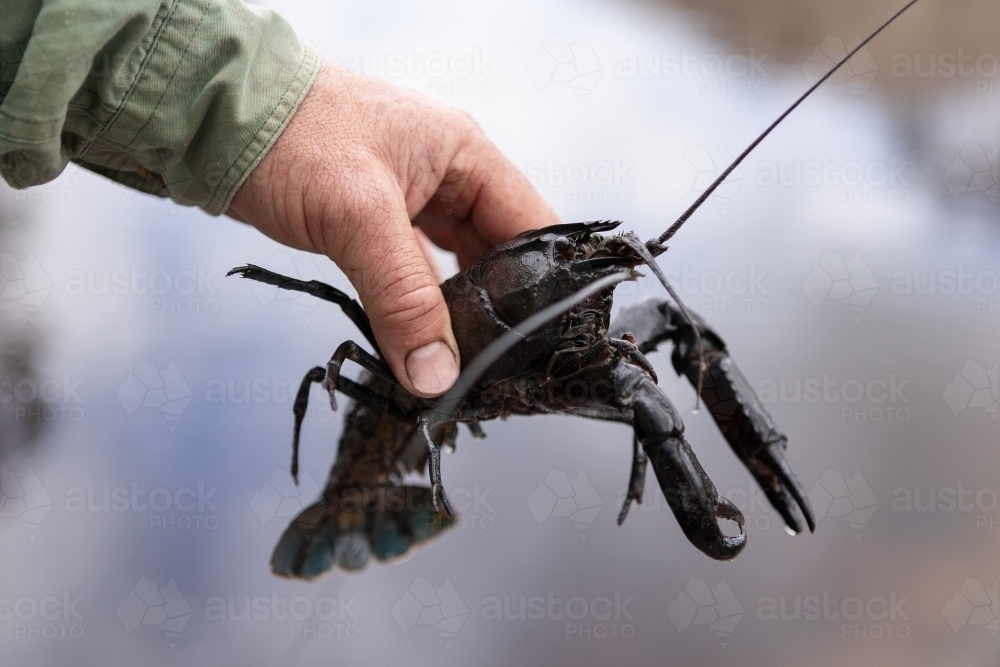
[451,108,481,132]
[374,274,449,341]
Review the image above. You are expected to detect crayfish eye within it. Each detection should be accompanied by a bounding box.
[553,236,573,253]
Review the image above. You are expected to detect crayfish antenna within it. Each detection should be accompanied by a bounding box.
[647,0,922,250]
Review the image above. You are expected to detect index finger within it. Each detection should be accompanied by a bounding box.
[412,129,561,249]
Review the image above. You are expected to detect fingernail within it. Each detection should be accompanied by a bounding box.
[405,340,459,396]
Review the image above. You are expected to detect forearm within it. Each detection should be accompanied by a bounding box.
[0,0,318,214]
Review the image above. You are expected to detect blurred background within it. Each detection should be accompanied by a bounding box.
[1,0,997,664]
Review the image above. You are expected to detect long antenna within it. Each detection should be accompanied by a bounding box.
[652,0,921,247]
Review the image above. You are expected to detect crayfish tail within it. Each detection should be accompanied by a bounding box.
[271,485,455,580]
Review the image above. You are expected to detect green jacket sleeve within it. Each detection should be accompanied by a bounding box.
[0,0,319,214]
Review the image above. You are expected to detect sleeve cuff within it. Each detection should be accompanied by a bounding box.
[207,42,319,215]
[70,0,321,215]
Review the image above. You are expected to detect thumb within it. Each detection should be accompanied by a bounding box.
[326,177,459,399]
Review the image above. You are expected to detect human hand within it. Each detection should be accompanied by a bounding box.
[228,62,559,398]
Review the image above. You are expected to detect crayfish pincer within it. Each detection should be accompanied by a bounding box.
[228,220,812,576]
[228,0,922,579]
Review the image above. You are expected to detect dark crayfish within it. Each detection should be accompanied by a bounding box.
[229,0,920,579]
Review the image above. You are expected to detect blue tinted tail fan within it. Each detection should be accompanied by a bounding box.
[271,485,455,580]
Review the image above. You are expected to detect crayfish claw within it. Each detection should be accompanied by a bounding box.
[754,440,816,534]
[644,435,747,561]
[715,495,745,528]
